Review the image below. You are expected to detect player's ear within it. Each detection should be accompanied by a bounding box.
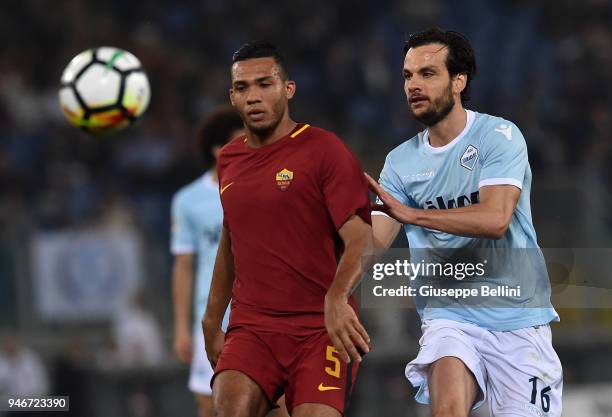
[453,73,467,96]
[229,88,235,106]
[285,80,296,100]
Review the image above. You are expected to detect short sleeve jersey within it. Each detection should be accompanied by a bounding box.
[377,110,558,331]
[170,171,229,329]
[217,124,371,332]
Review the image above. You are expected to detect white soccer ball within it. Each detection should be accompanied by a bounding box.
[59,46,150,135]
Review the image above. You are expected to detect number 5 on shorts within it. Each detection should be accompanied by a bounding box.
[325,345,341,378]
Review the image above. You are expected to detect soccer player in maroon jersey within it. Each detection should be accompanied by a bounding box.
[202,41,372,417]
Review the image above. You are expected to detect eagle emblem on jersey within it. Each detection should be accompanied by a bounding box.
[275,168,294,191]
[460,145,479,171]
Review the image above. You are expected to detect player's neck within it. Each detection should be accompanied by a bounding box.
[427,105,467,148]
[245,114,297,148]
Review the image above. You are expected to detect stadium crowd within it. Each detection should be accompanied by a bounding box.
[0,0,610,238]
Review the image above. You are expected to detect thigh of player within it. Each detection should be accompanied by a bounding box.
[285,330,360,416]
[429,356,479,417]
[212,327,287,417]
[482,325,563,417]
[405,320,489,414]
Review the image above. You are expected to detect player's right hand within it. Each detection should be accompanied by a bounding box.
[173,328,193,364]
[324,291,370,364]
[365,172,415,224]
[203,327,225,368]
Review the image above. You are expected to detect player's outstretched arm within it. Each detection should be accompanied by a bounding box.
[367,172,520,239]
[172,253,195,363]
[202,226,235,367]
[325,215,372,364]
[372,214,402,250]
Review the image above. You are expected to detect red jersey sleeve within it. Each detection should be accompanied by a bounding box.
[217,142,232,231]
[319,134,372,230]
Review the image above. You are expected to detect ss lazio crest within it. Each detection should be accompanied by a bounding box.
[275,168,293,191]
[460,145,479,171]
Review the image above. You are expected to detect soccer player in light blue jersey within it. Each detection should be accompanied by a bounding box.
[171,107,244,417]
[367,28,562,417]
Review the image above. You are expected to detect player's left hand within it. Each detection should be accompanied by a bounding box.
[324,292,370,364]
[365,172,414,224]
[203,327,225,369]
[173,327,193,364]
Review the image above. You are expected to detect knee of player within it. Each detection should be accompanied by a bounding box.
[211,398,243,417]
[432,412,465,417]
[431,406,469,417]
[195,395,213,417]
[212,388,254,417]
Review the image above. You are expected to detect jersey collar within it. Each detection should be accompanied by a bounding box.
[422,109,475,154]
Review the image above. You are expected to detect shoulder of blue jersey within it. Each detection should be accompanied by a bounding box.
[473,112,524,144]
[383,111,525,170]
[172,176,210,208]
[385,131,423,165]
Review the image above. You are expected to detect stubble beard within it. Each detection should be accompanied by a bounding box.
[244,101,285,137]
[411,82,455,127]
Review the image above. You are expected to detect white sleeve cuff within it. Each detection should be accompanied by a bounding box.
[479,178,522,189]
[371,210,390,217]
[171,244,195,255]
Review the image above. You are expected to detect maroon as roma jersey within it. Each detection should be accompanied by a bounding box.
[217,123,371,333]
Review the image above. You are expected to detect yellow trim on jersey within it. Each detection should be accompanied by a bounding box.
[220,182,234,195]
[317,383,341,391]
[290,124,310,138]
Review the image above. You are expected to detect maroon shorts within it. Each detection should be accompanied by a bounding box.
[212,326,360,415]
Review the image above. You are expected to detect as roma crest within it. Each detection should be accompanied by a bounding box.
[275,168,293,191]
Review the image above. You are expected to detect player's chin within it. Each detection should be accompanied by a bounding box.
[411,105,435,119]
[247,119,275,133]
[410,102,430,113]
[408,107,424,118]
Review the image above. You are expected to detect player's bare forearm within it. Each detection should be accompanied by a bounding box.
[203,226,235,333]
[366,173,520,240]
[172,254,194,333]
[328,215,373,298]
[404,201,514,239]
[325,215,372,363]
[401,185,519,239]
[172,253,195,363]
[371,214,401,250]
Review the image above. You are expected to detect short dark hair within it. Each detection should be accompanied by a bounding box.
[232,40,289,80]
[197,106,243,167]
[404,27,477,104]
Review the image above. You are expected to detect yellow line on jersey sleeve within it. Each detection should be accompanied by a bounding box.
[290,124,310,138]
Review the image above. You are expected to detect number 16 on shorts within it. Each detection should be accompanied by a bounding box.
[524,376,562,416]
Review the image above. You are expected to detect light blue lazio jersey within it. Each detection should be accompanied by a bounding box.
[171,171,229,331]
[378,110,559,331]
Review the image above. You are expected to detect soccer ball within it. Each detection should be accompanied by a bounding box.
[59,47,150,135]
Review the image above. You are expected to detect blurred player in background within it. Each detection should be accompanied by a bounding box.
[171,107,244,417]
[367,28,563,417]
[203,41,372,417]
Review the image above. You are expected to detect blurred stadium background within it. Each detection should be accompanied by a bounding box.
[1,0,612,416]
